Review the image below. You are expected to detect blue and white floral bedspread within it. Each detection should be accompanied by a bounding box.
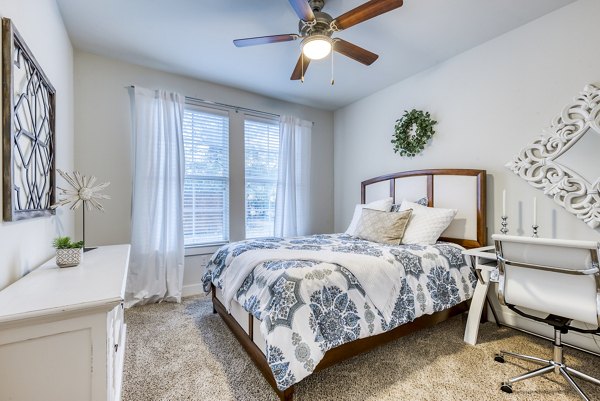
[202,233,476,391]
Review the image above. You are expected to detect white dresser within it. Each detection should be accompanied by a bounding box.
[0,245,130,401]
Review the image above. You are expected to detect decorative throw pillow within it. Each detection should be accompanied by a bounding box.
[354,209,412,245]
[390,197,428,212]
[398,200,457,245]
[345,197,393,235]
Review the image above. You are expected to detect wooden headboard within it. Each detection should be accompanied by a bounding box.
[361,169,487,249]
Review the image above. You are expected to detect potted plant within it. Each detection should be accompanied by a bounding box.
[53,236,84,268]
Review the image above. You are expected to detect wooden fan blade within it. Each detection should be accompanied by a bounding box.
[334,39,379,65]
[288,0,315,21]
[233,34,299,47]
[291,53,311,80]
[333,0,403,31]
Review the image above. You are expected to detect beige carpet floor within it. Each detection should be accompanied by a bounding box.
[122,296,600,401]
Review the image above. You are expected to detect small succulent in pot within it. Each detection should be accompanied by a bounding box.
[52,236,84,268]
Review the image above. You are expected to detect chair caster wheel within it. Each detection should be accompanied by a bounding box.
[500,383,513,393]
[494,354,505,363]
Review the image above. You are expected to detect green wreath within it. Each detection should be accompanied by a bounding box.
[391,109,437,157]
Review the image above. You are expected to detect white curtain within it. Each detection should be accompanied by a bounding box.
[274,115,312,237]
[126,87,185,306]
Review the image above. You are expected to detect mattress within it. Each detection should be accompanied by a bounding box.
[214,286,267,355]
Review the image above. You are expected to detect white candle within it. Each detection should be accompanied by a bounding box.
[533,197,537,226]
[502,190,506,216]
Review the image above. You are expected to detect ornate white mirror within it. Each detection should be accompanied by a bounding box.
[506,84,600,229]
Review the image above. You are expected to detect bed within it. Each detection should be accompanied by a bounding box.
[203,169,487,400]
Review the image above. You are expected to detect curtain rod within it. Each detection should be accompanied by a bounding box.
[186,96,280,120]
[126,85,315,125]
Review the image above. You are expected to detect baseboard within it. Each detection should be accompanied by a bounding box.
[182,282,203,297]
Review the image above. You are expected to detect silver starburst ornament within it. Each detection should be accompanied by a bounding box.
[52,169,111,211]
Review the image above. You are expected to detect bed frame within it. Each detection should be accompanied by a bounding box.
[211,168,487,400]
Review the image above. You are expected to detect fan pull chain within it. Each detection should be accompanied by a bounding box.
[330,44,335,85]
[301,54,304,83]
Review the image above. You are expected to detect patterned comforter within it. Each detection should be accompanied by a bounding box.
[202,233,476,391]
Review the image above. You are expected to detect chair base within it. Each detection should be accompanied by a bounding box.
[494,325,600,401]
[495,329,600,401]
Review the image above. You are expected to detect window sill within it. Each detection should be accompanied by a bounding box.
[185,242,227,257]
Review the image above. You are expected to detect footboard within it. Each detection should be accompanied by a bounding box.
[212,286,294,401]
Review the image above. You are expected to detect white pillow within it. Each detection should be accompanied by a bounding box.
[345,197,393,235]
[399,200,457,245]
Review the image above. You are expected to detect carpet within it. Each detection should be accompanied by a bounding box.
[122,296,600,401]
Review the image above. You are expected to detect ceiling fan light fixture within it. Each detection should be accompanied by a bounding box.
[302,35,332,60]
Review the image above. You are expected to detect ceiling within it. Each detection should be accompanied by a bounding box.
[56,0,575,110]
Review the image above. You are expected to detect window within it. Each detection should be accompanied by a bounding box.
[244,117,280,238]
[183,106,229,246]
[182,103,282,247]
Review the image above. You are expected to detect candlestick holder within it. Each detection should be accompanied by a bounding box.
[532,225,539,238]
[500,216,508,235]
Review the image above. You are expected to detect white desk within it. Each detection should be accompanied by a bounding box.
[462,245,498,345]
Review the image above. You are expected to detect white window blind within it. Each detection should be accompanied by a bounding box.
[183,106,229,246]
[244,117,280,238]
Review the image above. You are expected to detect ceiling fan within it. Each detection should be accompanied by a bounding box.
[233,0,404,81]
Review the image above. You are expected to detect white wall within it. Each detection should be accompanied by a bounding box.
[334,0,600,243]
[73,51,334,295]
[0,0,74,290]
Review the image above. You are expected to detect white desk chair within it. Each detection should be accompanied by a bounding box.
[492,234,600,400]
